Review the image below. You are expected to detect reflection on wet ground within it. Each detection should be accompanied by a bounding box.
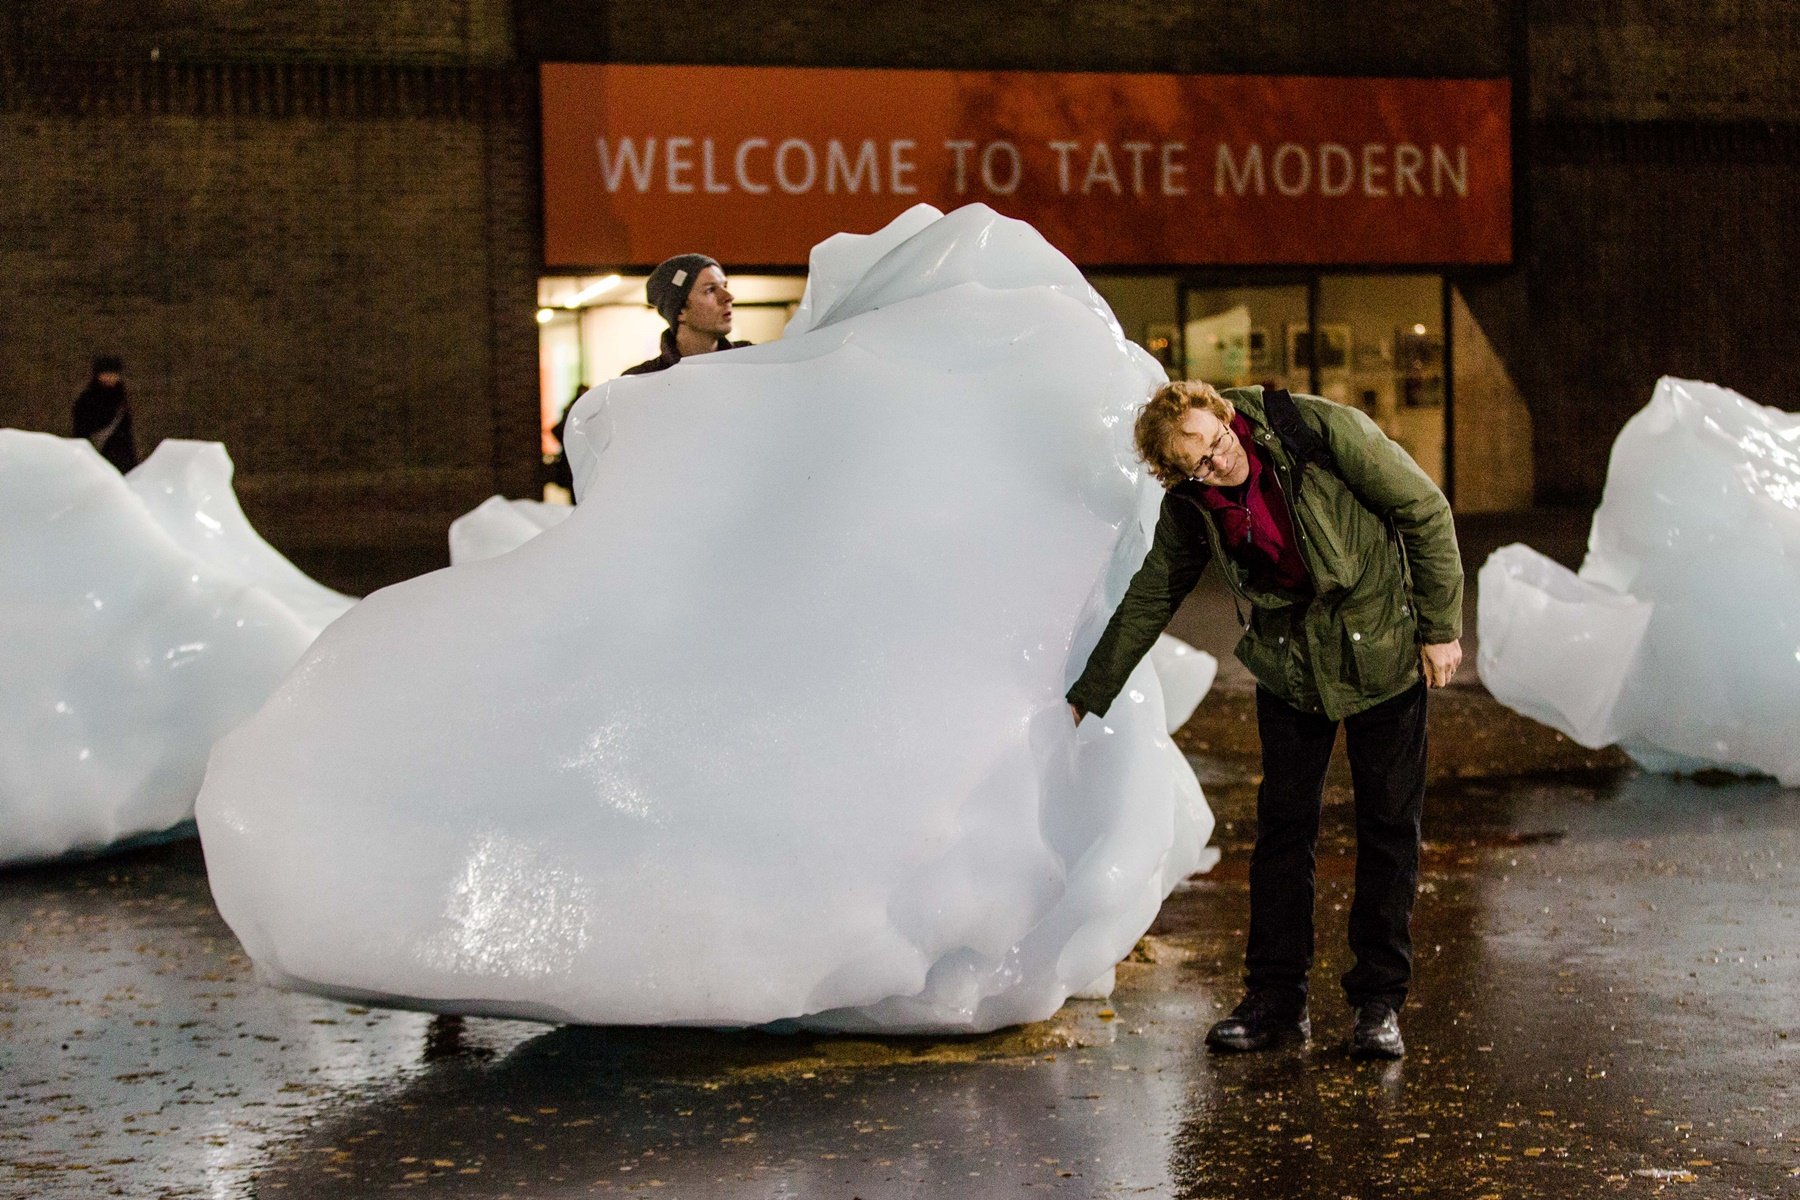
[2,765,1796,1198]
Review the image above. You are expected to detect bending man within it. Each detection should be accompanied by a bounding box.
[1067,381,1462,1059]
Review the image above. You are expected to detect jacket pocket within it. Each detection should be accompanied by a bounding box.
[1341,601,1418,697]
[1236,605,1299,694]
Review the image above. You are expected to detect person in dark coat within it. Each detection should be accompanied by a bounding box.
[623,253,751,376]
[1067,380,1463,1061]
[549,254,751,497]
[71,354,139,472]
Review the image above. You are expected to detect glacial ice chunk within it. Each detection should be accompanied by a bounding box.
[449,494,1217,737]
[197,204,1215,1033]
[448,496,572,565]
[0,435,353,866]
[1148,635,1218,733]
[1477,545,1653,747]
[1477,377,1800,784]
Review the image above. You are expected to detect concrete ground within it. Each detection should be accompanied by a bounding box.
[3,510,1797,1199]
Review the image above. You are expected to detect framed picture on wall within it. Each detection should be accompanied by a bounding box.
[1395,324,1445,407]
[1248,327,1271,374]
[1285,323,1351,372]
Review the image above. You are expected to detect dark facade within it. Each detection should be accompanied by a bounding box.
[2,2,1794,588]
[0,3,540,588]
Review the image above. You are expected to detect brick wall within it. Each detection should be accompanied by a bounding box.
[1531,0,1800,123]
[518,0,1511,75]
[1458,0,1800,502]
[0,47,539,592]
[9,0,512,65]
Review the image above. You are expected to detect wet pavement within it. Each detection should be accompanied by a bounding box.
[4,720,1796,1199]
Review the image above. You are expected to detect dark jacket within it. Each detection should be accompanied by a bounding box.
[1067,386,1462,722]
[72,380,139,472]
[621,329,751,376]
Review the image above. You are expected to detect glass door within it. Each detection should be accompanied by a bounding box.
[1180,283,1311,393]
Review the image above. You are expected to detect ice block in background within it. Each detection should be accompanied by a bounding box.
[0,435,353,866]
[1477,377,1800,784]
[449,496,572,566]
[198,204,1216,1033]
[1477,544,1653,747]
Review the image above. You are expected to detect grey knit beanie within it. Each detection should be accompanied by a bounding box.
[645,254,721,328]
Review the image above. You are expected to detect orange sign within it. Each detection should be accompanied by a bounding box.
[541,64,1511,268]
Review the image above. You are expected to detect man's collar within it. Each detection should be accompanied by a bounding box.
[662,328,737,363]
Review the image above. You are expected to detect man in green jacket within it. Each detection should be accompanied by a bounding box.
[1067,380,1462,1059]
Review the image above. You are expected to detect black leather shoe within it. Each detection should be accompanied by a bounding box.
[1205,992,1310,1053]
[1349,1001,1405,1059]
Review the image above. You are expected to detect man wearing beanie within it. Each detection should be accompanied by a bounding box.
[548,254,752,497]
[623,253,752,376]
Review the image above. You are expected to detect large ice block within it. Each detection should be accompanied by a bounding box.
[1477,377,1800,784]
[448,496,572,565]
[0,436,354,866]
[1476,544,1653,747]
[197,204,1216,1033]
[448,494,1216,736]
[1147,635,1218,734]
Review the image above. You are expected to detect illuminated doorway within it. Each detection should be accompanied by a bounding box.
[534,273,807,472]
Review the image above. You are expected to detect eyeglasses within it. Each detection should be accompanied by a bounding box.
[1186,428,1234,481]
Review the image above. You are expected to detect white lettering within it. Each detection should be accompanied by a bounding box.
[1272,143,1310,196]
[981,141,1022,194]
[1161,142,1187,195]
[1361,143,1389,197]
[1432,144,1468,196]
[734,138,769,195]
[827,139,881,194]
[890,139,918,194]
[1082,142,1122,196]
[701,139,730,194]
[1121,141,1153,195]
[945,140,976,195]
[775,138,817,194]
[1048,141,1080,193]
[1394,143,1425,196]
[665,137,695,194]
[1320,143,1353,196]
[596,137,656,193]
[1215,143,1266,196]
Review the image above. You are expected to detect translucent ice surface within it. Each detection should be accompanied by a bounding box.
[1478,377,1800,784]
[197,204,1215,1032]
[1148,636,1218,734]
[448,496,572,565]
[448,494,1216,736]
[0,435,354,866]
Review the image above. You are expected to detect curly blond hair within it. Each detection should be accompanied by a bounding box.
[1134,380,1235,487]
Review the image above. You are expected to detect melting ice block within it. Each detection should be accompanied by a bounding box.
[1477,545,1653,747]
[1148,636,1218,734]
[448,496,572,565]
[448,494,1216,736]
[1477,377,1800,784]
[0,435,353,866]
[197,204,1216,1032]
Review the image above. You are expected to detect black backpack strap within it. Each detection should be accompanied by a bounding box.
[1262,387,1418,611]
[1259,387,1335,474]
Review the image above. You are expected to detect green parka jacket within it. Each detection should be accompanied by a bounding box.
[1067,386,1463,723]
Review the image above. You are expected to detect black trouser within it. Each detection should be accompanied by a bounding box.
[1244,681,1427,1012]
